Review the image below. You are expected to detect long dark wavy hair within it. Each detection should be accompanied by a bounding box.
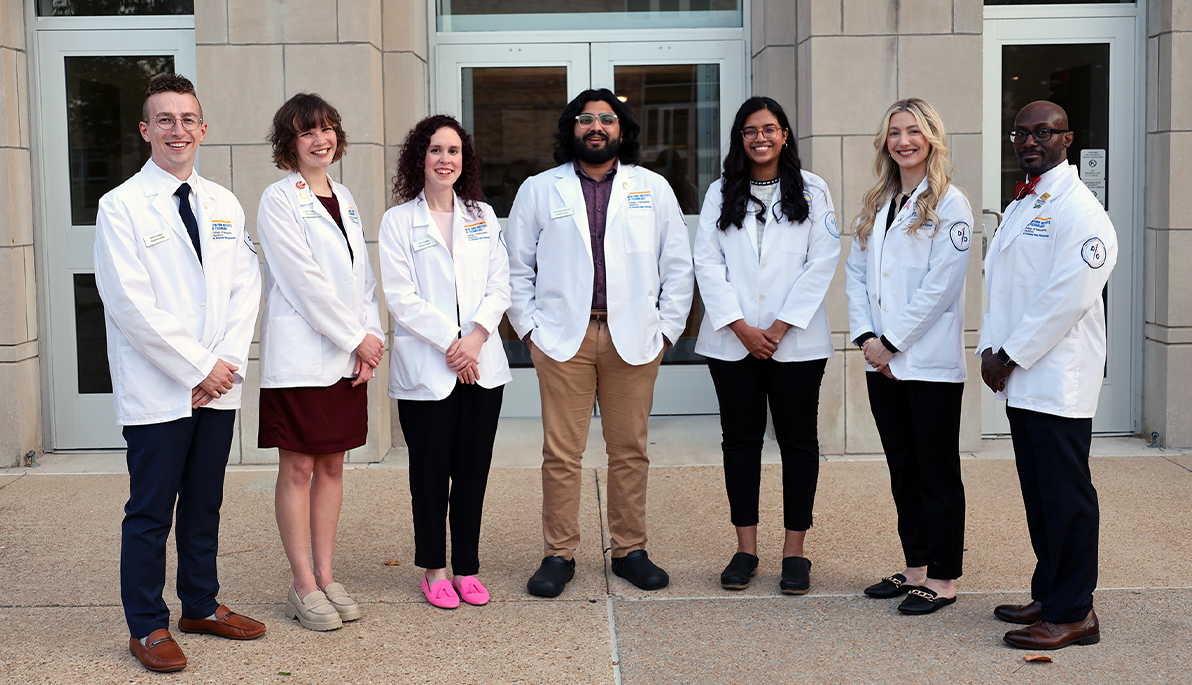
[553,88,641,165]
[392,114,485,217]
[717,97,809,232]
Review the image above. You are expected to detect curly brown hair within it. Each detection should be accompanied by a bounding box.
[392,115,485,216]
[267,93,348,172]
[142,72,200,122]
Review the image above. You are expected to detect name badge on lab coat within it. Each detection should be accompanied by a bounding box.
[413,237,437,252]
[300,207,321,219]
[143,230,171,248]
[550,206,575,220]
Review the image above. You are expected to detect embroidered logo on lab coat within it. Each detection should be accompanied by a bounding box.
[824,211,839,238]
[627,191,653,210]
[949,222,971,251]
[210,220,236,240]
[347,206,360,224]
[463,221,490,241]
[242,228,256,254]
[1024,217,1052,238]
[1082,237,1107,268]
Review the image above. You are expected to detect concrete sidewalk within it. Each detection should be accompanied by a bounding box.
[2,418,1191,683]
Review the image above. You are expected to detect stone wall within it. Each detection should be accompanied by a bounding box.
[0,0,40,468]
[1144,0,1192,447]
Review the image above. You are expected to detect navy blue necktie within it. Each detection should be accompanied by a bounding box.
[174,182,202,265]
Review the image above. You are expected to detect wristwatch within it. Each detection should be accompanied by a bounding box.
[996,348,1017,368]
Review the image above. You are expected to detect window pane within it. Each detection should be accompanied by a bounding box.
[74,274,112,394]
[38,0,194,15]
[462,66,569,367]
[66,55,173,226]
[985,1,1129,4]
[438,0,741,31]
[1000,43,1109,210]
[615,63,720,364]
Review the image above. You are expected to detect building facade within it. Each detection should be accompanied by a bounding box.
[0,0,1187,467]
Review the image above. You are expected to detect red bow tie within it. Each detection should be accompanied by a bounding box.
[1014,176,1040,201]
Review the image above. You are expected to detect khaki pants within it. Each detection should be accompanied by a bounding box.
[530,320,663,559]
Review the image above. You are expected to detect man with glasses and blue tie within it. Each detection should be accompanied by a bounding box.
[978,100,1117,651]
[94,73,264,673]
[505,89,694,598]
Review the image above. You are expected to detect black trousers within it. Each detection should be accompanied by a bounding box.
[707,356,827,531]
[866,373,965,580]
[398,382,503,575]
[121,408,235,638]
[1006,406,1098,624]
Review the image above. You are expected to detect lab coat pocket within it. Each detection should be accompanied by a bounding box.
[116,344,180,417]
[780,226,809,254]
[388,336,421,391]
[1014,244,1053,287]
[623,212,657,254]
[899,237,932,269]
[906,312,960,370]
[261,316,323,379]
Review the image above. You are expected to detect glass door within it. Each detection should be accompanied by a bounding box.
[36,29,196,448]
[981,12,1140,435]
[436,40,745,416]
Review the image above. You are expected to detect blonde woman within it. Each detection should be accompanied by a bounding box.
[844,98,973,615]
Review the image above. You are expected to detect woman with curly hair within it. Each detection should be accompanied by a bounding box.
[844,98,973,615]
[694,96,840,595]
[256,93,385,631]
[378,115,511,609]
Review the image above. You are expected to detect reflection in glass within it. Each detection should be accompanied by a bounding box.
[985,0,1129,4]
[66,55,173,226]
[462,66,568,367]
[616,63,720,364]
[1000,44,1109,211]
[38,0,193,15]
[75,274,112,394]
[438,0,741,31]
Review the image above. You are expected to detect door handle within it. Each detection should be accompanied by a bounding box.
[981,208,1003,259]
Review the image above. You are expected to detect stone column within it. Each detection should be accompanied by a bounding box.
[0,1,40,468]
[1144,1,1192,447]
[785,0,983,453]
[196,0,396,463]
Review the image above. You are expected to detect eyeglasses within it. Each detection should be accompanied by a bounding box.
[742,126,782,142]
[149,115,203,131]
[576,113,618,127]
[1008,128,1069,144]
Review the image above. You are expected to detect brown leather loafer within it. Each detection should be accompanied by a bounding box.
[129,629,187,673]
[995,599,1043,625]
[179,604,266,640]
[1003,609,1100,650]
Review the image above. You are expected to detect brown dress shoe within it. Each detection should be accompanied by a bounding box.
[129,629,187,673]
[179,604,267,640]
[994,599,1043,624]
[1003,609,1100,650]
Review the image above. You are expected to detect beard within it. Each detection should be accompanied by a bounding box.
[573,131,620,164]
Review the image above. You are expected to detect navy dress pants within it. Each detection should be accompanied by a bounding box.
[121,408,235,639]
[1006,406,1098,624]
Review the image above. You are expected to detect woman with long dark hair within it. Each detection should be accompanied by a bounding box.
[378,115,511,609]
[844,97,972,615]
[694,96,840,595]
[257,93,385,631]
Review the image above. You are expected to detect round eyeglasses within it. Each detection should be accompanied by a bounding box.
[148,115,204,131]
[742,126,782,142]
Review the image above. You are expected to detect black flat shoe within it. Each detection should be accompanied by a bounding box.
[864,573,914,599]
[779,556,811,595]
[527,556,575,598]
[897,587,957,615]
[611,550,669,591]
[720,552,759,590]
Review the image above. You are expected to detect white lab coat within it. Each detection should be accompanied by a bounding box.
[694,172,841,362]
[378,193,512,401]
[505,162,695,365]
[845,180,973,383]
[977,161,1117,418]
[256,173,383,388]
[94,159,262,426]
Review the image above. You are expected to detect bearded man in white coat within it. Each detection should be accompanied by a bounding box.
[505,88,694,597]
[978,101,1117,651]
[94,73,264,673]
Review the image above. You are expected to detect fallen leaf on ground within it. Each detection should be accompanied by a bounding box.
[1024,655,1053,662]
[383,560,401,566]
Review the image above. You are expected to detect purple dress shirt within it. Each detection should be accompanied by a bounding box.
[575,161,618,310]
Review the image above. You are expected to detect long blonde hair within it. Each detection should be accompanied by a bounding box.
[853,98,952,250]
